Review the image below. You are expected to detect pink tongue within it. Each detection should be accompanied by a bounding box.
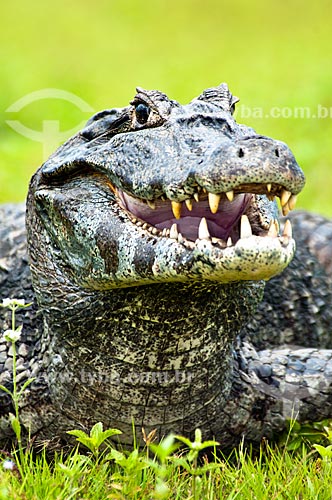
[119,191,251,241]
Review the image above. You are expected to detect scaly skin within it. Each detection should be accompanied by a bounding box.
[0,84,331,450]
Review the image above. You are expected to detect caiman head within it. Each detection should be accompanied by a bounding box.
[27,84,305,291]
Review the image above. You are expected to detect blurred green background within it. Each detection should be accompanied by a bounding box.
[1,0,331,214]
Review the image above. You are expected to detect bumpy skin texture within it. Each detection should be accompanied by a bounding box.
[0,84,332,450]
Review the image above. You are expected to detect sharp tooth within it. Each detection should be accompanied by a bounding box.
[268,219,279,237]
[169,223,179,239]
[283,219,292,238]
[162,228,169,236]
[185,199,193,211]
[267,194,275,202]
[280,189,292,207]
[147,200,156,210]
[227,236,233,247]
[282,203,290,216]
[198,217,210,240]
[226,190,234,202]
[288,194,297,211]
[240,215,252,238]
[208,192,221,214]
[193,193,200,203]
[171,201,182,219]
[178,233,184,243]
[267,183,272,192]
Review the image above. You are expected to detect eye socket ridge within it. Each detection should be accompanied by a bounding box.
[135,102,150,124]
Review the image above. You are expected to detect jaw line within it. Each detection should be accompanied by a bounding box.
[83,224,296,289]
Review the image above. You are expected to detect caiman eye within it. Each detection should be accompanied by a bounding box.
[135,103,150,124]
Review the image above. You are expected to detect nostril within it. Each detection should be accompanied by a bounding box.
[275,148,280,157]
[238,148,244,158]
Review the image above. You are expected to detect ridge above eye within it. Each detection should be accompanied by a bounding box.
[135,103,150,124]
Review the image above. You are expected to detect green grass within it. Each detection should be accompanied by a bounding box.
[1,428,332,500]
[1,0,332,214]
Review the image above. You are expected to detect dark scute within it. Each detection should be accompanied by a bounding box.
[95,224,119,275]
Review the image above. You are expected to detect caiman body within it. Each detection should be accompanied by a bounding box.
[1,84,332,449]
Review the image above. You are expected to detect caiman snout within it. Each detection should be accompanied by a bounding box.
[201,135,305,197]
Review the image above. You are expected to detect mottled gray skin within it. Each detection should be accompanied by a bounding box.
[1,84,332,450]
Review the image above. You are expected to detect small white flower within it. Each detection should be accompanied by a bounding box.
[1,298,31,309]
[2,459,16,471]
[3,326,22,343]
[1,298,12,307]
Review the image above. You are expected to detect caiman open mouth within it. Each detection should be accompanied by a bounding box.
[116,183,296,247]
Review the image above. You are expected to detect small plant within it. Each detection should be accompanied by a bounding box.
[106,446,149,497]
[148,433,180,499]
[146,429,219,499]
[280,418,332,452]
[67,421,122,460]
[174,429,220,499]
[312,421,332,474]
[0,298,33,465]
[313,444,332,461]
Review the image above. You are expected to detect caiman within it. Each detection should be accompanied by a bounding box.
[1,83,332,449]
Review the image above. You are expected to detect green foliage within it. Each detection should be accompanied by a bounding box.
[172,429,220,499]
[0,299,34,467]
[313,444,332,460]
[280,418,332,452]
[147,434,180,499]
[2,424,332,499]
[67,422,122,459]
